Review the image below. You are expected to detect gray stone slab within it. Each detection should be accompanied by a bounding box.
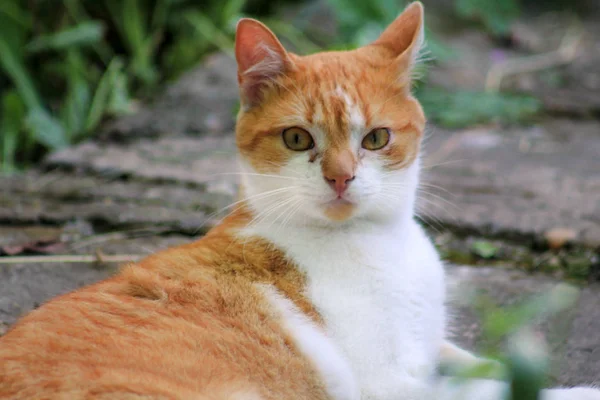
[0,233,190,327]
[0,262,116,326]
[558,286,600,387]
[47,135,239,186]
[421,119,600,246]
[101,53,239,141]
[428,16,600,117]
[0,168,234,234]
[41,117,600,247]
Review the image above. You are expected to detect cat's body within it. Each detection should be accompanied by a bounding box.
[0,209,331,399]
[1,3,599,399]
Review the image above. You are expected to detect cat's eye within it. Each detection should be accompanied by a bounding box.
[282,127,314,151]
[362,128,390,150]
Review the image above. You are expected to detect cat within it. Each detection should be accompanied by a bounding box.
[1,2,598,399]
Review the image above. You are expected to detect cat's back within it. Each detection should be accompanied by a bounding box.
[0,226,329,400]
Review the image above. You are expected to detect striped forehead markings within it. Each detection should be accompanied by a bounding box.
[307,85,366,144]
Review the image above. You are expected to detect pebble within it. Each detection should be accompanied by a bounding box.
[545,228,577,250]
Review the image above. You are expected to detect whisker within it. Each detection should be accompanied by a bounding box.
[214,172,308,181]
[415,196,458,226]
[193,186,299,234]
[421,159,466,170]
[417,189,460,211]
[414,213,444,235]
[272,198,304,238]
[246,195,298,229]
[376,187,448,234]
[418,182,456,198]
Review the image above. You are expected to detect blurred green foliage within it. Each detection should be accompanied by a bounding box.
[455,0,520,36]
[419,90,541,128]
[471,240,500,259]
[444,284,580,399]
[323,0,541,131]
[1,0,539,172]
[326,0,521,46]
[0,0,287,172]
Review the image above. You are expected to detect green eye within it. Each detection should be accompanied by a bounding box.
[362,128,390,150]
[282,127,314,151]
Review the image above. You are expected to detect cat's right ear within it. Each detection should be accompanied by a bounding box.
[372,2,425,85]
[235,19,293,108]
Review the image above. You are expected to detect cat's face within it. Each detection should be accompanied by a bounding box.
[235,3,425,226]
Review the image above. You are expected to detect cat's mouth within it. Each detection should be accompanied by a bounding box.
[322,198,356,221]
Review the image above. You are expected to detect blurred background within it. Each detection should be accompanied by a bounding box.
[0,0,599,391]
[1,0,598,170]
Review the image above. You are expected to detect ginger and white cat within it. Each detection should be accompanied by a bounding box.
[0,2,598,399]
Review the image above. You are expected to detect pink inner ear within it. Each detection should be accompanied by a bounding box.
[235,19,289,106]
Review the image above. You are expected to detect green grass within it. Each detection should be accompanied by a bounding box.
[418,89,541,128]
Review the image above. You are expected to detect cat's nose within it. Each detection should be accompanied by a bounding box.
[324,174,355,196]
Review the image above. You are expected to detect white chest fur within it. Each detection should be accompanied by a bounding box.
[243,217,446,399]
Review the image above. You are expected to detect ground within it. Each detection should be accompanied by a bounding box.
[1,15,599,388]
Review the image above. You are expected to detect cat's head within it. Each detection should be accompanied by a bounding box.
[235,2,426,227]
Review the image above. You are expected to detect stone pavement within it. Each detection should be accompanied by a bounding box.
[1,32,599,386]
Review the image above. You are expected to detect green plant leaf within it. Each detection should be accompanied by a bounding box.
[507,329,547,400]
[456,0,520,36]
[0,37,41,110]
[185,11,234,55]
[0,1,32,29]
[418,89,541,128]
[25,108,68,150]
[265,19,321,54]
[85,58,125,132]
[107,69,131,115]
[483,284,579,340]
[220,0,246,25]
[26,21,105,53]
[325,0,407,45]
[62,53,92,139]
[471,240,499,259]
[151,0,171,31]
[162,33,209,78]
[0,90,26,172]
[123,0,147,51]
[104,0,157,85]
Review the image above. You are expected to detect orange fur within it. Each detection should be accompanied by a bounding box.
[236,47,425,175]
[0,3,427,399]
[0,209,328,399]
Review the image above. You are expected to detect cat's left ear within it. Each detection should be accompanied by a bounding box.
[372,2,425,81]
[235,18,294,108]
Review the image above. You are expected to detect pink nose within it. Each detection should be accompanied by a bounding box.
[325,174,355,196]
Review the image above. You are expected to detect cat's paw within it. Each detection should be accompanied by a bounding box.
[542,387,600,400]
